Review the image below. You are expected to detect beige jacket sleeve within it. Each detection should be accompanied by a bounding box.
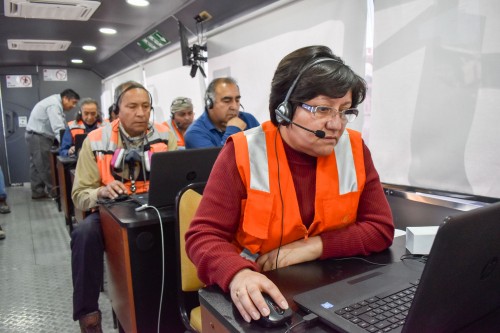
[167,129,178,151]
[71,138,103,211]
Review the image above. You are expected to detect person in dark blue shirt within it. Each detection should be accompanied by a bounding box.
[184,77,259,148]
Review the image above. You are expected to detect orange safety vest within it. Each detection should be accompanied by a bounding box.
[68,120,103,141]
[163,119,185,147]
[88,119,170,193]
[231,121,366,255]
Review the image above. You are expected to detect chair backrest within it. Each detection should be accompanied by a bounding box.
[175,182,206,332]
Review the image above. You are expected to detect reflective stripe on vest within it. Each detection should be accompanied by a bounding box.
[244,125,359,195]
[244,126,269,192]
[68,120,103,141]
[68,120,85,141]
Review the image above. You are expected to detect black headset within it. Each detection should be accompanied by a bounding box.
[112,84,153,115]
[204,78,220,110]
[205,96,213,110]
[275,57,342,125]
[205,87,215,109]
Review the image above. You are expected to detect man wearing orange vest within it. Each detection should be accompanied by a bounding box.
[70,81,177,332]
[164,96,195,149]
[185,46,394,324]
[59,98,103,157]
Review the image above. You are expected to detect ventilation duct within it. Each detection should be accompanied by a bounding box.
[8,39,71,51]
[4,0,100,21]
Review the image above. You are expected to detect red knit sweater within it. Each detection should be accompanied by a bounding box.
[185,139,394,292]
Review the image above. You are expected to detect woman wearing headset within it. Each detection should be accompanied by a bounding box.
[185,45,394,323]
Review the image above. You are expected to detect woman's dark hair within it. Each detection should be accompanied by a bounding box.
[269,45,366,126]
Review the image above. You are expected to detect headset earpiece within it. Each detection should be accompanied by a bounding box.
[275,102,292,125]
[205,96,213,109]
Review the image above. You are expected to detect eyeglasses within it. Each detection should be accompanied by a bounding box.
[171,97,192,106]
[300,103,359,123]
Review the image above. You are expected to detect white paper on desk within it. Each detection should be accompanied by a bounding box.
[394,229,406,238]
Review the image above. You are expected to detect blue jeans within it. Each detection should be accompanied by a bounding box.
[0,166,7,201]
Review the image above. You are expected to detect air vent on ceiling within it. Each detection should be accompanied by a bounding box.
[4,0,101,21]
[8,39,71,51]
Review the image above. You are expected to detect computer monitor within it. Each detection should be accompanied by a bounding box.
[178,20,191,66]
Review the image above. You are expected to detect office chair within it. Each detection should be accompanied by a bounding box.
[175,182,207,332]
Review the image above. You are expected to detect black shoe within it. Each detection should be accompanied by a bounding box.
[0,201,10,214]
[0,225,5,240]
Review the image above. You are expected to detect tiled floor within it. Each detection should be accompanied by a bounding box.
[0,184,116,333]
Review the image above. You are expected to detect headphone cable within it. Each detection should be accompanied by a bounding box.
[274,127,284,270]
[134,204,165,333]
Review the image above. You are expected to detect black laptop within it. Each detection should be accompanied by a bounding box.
[74,133,87,157]
[294,202,500,333]
[132,147,221,209]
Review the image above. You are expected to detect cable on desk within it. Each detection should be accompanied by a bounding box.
[332,257,389,266]
[135,204,165,333]
[400,254,428,264]
[284,313,319,333]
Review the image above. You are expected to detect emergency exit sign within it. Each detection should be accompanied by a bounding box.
[137,31,170,53]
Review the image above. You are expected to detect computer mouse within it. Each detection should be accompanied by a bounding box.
[255,293,293,328]
[113,193,130,202]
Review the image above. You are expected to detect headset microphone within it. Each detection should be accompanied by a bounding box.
[294,122,326,138]
[275,108,326,138]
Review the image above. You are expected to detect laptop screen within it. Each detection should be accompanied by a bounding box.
[137,147,221,209]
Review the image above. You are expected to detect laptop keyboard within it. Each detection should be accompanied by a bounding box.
[334,280,419,333]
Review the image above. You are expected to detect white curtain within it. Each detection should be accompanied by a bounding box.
[369,0,500,198]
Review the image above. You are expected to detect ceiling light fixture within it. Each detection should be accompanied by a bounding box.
[82,45,96,51]
[126,0,150,6]
[71,59,83,64]
[99,27,117,35]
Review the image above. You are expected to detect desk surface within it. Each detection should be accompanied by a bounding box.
[199,236,500,332]
[101,198,175,228]
[199,237,406,333]
[57,155,77,164]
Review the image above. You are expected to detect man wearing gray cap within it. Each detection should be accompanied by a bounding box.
[165,97,195,149]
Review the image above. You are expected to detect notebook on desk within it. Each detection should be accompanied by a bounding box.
[132,147,221,209]
[294,202,500,333]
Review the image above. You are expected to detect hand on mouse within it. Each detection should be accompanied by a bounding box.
[229,268,289,323]
[257,293,293,327]
[97,180,129,200]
